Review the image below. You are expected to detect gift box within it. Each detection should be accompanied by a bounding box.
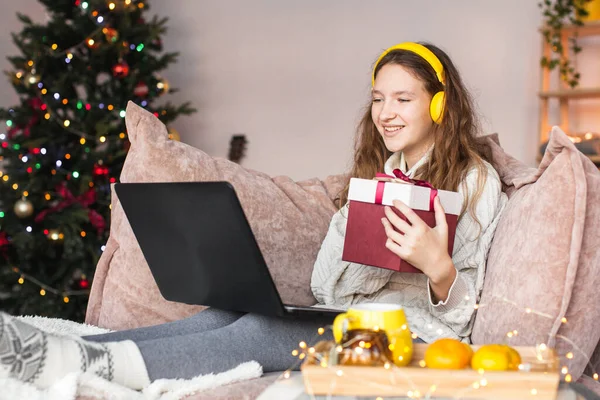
[342,171,463,273]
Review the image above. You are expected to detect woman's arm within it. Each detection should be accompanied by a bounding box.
[426,165,506,337]
[311,207,395,306]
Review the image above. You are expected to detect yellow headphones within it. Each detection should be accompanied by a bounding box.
[372,42,446,124]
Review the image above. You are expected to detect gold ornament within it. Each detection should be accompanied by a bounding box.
[168,127,180,141]
[46,229,64,243]
[14,198,34,218]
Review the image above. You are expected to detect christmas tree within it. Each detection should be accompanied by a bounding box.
[0,0,195,321]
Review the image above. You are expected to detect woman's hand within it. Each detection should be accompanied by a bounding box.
[381,196,456,290]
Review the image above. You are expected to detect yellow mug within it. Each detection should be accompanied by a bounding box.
[333,303,413,366]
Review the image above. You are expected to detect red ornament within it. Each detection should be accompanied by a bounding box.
[78,279,90,289]
[133,81,149,97]
[112,61,130,78]
[103,27,119,43]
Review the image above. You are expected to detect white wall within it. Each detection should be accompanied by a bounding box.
[2,0,592,181]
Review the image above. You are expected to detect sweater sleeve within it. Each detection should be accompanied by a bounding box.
[426,163,506,339]
[311,206,395,307]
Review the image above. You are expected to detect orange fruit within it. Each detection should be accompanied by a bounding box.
[471,344,521,371]
[424,338,473,369]
[507,346,522,371]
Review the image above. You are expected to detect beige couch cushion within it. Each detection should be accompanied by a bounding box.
[473,127,600,381]
[85,101,347,330]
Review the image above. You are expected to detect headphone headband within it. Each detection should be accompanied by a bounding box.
[372,42,445,87]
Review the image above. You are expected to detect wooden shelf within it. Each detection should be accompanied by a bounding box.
[540,20,600,36]
[539,88,600,99]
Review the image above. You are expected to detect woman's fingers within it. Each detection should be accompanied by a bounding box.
[392,200,427,229]
[383,205,411,234]
[381,217,406,246]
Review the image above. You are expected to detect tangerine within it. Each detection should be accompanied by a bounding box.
[424,338,473,369]
[471,344,521,371]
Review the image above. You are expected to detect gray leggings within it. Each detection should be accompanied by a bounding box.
[84,308,335,381]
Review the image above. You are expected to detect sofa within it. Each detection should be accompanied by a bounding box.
[85,101,600,399]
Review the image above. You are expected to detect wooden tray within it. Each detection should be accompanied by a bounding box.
[301,342,560,400]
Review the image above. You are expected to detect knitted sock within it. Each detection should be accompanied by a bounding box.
[0,312,150,390]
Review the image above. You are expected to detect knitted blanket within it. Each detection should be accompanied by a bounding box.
[0,316,262,400]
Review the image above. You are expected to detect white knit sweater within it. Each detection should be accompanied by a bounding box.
[311,150,507,343]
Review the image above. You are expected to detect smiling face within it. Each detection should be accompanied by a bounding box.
[371,63,435,168]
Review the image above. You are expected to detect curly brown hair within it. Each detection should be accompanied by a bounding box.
[338,42,492,225]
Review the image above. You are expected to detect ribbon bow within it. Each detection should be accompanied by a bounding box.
[373,169,438,210]
[35,182,106,235]
[0,232,10,259]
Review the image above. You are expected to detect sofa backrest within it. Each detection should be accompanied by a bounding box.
[473,128,600,381]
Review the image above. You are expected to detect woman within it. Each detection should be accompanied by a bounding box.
[0,42,506,390]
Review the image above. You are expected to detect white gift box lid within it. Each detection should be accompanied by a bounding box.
[347,177,463,216]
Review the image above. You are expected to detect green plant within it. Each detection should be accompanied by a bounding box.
[539,0,592,88]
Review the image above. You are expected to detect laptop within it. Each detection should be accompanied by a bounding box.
[114,181,343,320]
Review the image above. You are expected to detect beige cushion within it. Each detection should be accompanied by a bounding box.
[85,101,347,330]
[473,127,600,381]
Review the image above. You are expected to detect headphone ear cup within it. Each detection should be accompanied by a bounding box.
[430,91,445,124]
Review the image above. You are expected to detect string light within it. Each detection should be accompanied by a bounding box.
[8,267,90,299]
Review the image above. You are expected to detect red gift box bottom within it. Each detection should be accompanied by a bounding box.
[342,200,458,273]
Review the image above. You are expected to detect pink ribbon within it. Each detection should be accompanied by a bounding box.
[374,169,438,211]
